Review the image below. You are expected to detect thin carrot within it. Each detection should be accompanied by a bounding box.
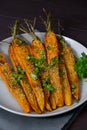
[0,52,30,113]
[59,37,79,100]
[31,40,52,111]
[19,19,52,111]
[20,19,52,111]
[29,28,52,111]
[59,54,72,105]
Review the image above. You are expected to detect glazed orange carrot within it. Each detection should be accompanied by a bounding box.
[20,19,52,111]
[0,52,30,113]
[59,54,72,105]
[41,11,64,108]
[8,44,41,113]
[30,35,52,111]
[12,38,45,112]
[10,20,45,112]
[59,37,79,100]
[45,32,64,107]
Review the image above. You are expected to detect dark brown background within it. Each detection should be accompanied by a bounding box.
[0,0,87,129]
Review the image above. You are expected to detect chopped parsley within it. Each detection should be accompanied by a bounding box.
[40,50,46,56]
[26,54,44,67]
[42,76,54,91]
[35,58,44,66]
[71,91,75,95]
[30,73,38,80]
[46,84,54,91]
[26,54,33,60]
[17,67,25,74]
[3,69,8,74]
[57,35,63,40]
[17,39,24,46]
[12,67,25,85]
[35,67,40,75]
[50,57,59,67]
[47,46,51,50]
[71,85,76,89]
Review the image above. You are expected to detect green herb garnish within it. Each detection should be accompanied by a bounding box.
[35,67,40,75]
[17,67,25,74]
[3,69,8,74]
[40,50,46,59]
[43,81,54,91]
[71,85,76,89]
[12,73,19,78]
[36,58,44,66]
[26,54,33,60]
[50,57,59,67]
[57,35,63,40]
[47,46,51,50]
[17,40,23,45]
[74,52,87,78]
[12,71,25,84]
[42,76,54,91]
[26,54,44,67]
[31,73,38,80]
[71,91,75,95]
[12,67,25,85]
[46,84,54,91]
[40,50,46,56]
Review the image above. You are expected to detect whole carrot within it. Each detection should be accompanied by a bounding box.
[40,10,64,108]
[59,36,79,100]
[8,44,41,113]
[59,53,72,106]
[19,19,52,111]
[0,52,30,113]
[12,38,45,112]
[11,20,45,112]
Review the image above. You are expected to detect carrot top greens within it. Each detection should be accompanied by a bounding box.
[40,9,52,32]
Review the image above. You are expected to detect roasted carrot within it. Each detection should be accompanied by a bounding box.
[20,19,52,111]
[28,28,52,111]
[0,52,30,113]
[59,37,79,100]
[59,54,72,105]
[31,41,52,111]
[41,10,64,108]
[8,44,41,113]
[12,38,45,112]
[10,20,45,112]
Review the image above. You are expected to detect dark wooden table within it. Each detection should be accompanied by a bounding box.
[0,0,87,129]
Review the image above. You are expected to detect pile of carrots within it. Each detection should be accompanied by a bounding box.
[0,12,79,113]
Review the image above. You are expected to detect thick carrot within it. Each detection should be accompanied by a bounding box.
[0,52,30,113]
[8,44,41,113]
[30,38,52,111]
[44,32,64,107]
[41,11,64,108]
[59,37,79,100]
[12,38,45,112]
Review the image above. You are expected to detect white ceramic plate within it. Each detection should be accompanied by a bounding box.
[0,32,87,117]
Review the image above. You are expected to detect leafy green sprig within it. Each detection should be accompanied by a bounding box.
[74,52,87,78]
